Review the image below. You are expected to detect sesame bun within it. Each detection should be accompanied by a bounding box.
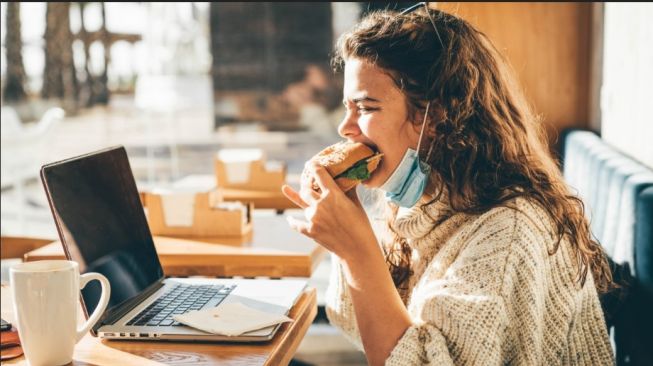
[304,141,383,192]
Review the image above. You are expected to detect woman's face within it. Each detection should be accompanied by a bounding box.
[339,58,421,188]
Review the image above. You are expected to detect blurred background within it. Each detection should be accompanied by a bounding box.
[1,2,362,238]
[1,3,651,365]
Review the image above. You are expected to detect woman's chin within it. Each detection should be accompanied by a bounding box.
[361,157,390,188]
[362,170,386,189]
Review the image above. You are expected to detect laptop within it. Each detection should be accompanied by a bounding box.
[40,146,307,342]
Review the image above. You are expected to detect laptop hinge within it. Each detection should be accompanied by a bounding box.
[94,279,165,331]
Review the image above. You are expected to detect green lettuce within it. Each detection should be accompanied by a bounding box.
[335,159,370,181]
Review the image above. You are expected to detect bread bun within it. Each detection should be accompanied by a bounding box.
[304,141,382,192]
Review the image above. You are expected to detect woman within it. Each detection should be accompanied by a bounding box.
[282,6,614,365]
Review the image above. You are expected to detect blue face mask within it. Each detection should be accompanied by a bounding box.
[380,102,434,208]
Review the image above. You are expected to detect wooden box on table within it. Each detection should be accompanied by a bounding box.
[143,188,253,239]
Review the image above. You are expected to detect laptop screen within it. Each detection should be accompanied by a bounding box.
[41,146,163,318]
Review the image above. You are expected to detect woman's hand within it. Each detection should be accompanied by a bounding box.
[284,163,414,365]
[281,162,377,261]
[285,165,413,366]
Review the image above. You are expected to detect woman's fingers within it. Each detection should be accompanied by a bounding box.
[309,163,339,193]
[345,186,363,208]
[299,185,321,206]
[286,215,311,237]
[281,185,308,209]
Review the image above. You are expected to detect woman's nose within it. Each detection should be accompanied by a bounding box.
[337,111,360,139]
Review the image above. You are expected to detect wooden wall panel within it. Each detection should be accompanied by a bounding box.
[435,2,593,144]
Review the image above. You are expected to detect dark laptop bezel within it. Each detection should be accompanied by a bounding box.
[40,145,166,335]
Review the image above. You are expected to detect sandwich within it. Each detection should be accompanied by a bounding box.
[304,141,383,192]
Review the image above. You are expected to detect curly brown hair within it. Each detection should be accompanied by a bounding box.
[332,8,613,294]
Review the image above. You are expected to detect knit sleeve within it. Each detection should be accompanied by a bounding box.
[386,208,526,365]
[325,252,365,350]
[386,290,508,365]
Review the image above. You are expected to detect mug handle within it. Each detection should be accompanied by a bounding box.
[76,272,111,342]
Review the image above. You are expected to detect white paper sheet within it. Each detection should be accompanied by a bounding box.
[264,160,284,172]
[159,193,195,227]
[173,302,292,336]
[217,149,264,184]
[223,161,251,184]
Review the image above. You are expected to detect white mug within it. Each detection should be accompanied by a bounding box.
[10,260,110,366]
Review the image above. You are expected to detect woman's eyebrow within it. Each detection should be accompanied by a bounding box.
[352,96,381,103]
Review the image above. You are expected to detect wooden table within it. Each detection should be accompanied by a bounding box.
[0,283,317,366]
[24,214,326,278]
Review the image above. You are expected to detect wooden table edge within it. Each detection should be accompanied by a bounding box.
[24,241,328,278]
[1,287,318,366]
[266,288,318,365]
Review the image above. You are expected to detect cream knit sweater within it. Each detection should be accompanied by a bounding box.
[325,197,614,365]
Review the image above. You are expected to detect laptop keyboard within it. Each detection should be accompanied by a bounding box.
[126,283,236,327]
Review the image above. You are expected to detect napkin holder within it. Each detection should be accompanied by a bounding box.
[143,189,253,238]
[214,148,286,192]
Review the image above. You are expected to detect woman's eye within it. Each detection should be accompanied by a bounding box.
[357,105,377,113]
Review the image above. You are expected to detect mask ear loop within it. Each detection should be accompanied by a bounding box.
[424,128,436,164]
[416,101,432,163]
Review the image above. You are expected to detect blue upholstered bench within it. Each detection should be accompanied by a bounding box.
[562,130,653,365]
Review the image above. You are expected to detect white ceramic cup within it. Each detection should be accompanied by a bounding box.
[10,260,110,366]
